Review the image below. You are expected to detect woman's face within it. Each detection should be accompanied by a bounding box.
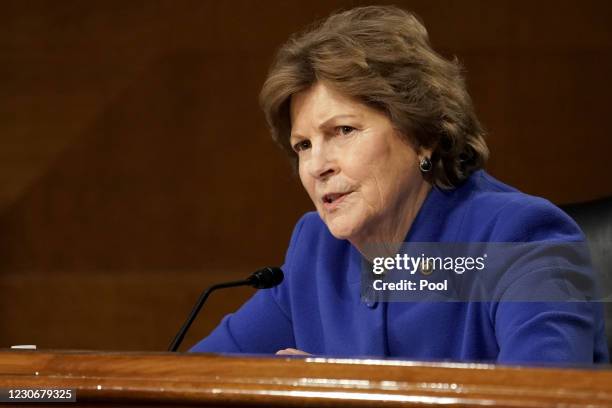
[290,82,429,245]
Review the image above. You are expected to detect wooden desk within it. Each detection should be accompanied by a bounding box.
[0,350,610,406]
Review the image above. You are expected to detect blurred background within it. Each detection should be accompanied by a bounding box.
[1,0,611,351]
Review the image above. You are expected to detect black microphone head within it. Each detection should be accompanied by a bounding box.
[249,267,284,289]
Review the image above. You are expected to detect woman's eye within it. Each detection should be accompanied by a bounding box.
[293,140,311,152]
[337,126,356,135]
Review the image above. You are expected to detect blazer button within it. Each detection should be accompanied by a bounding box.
[366,300,378,308]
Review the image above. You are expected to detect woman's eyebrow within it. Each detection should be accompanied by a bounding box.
[318,114,360,129]
[291,114,360,141]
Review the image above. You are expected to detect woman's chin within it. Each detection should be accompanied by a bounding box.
[318,206,368,241]
[325,219,361,241]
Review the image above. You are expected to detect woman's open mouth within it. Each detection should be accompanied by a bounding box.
[322,192,352,210]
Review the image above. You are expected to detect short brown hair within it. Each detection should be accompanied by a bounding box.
[259,5,488,188]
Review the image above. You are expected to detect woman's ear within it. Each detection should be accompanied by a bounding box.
[416,145,434,161]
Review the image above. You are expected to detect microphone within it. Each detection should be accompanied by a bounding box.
[168,266,284,352]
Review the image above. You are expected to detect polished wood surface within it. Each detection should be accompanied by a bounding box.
[0,350,610,407]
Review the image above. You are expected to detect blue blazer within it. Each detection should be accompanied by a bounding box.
[191,171,609,364]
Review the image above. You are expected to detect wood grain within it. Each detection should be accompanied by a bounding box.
[0,350,610,407]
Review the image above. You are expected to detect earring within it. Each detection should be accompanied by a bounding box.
[419,157,432,173]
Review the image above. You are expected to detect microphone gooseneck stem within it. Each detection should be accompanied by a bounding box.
[168,279,250,352]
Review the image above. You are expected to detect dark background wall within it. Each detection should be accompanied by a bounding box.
[1,0,611,351]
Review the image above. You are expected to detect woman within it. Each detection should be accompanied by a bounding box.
[191,6,608,363]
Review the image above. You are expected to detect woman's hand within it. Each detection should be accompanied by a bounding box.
[276,348,311,356]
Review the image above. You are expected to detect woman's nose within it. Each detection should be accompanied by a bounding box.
[307,142,338,180]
